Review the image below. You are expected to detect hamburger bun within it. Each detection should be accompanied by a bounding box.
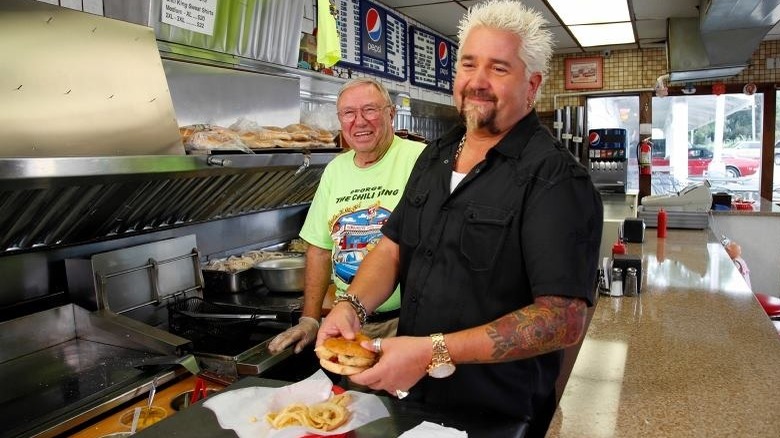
[315,333,377,375]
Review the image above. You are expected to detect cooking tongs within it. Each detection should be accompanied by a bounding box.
[176,310,278,320]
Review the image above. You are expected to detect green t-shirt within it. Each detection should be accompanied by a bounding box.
[300,135,425,312]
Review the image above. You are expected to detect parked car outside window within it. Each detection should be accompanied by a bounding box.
[724,140,761,159]
[652,146,760,178]
[725,140,780,165]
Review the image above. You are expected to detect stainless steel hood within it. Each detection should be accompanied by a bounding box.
[667,0,780,82]
[0,0,184,157]
[0,153,335,254]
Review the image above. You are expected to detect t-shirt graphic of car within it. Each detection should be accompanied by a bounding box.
[331,204,390,284]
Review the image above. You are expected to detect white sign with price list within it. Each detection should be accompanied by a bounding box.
[161,0,217,36]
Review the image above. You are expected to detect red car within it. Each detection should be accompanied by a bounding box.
[652,146,759,178]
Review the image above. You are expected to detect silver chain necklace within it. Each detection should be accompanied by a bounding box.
[453,134,466,166]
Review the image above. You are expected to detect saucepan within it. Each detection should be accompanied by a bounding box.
[253,257,305,292]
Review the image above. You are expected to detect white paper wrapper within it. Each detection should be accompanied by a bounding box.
[398,421,468,437]
[203,370,390,438]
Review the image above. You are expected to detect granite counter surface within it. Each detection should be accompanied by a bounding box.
[546,229,780,437]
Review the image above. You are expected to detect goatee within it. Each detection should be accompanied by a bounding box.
[459,91,500,134]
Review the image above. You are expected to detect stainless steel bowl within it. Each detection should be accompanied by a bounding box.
[253,257,305,292]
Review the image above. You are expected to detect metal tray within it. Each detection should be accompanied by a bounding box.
[202,268,263,294]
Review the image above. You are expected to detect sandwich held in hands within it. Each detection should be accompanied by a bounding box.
[315,333,377,375]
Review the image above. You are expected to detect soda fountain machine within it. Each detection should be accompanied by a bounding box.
[588,128,628,193]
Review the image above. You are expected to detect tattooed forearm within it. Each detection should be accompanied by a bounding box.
[485,296,587,361]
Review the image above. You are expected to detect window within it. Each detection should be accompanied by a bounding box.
[652,93,764,199]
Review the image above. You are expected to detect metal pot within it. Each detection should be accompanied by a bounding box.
[253,257,305,292]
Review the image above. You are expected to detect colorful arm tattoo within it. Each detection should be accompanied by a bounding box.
[486,296,587,361]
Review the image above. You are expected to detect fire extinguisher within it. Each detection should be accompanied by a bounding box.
[638,138,652,176]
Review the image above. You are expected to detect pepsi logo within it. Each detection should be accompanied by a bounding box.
[588,131,601,145]
[365,8,382,42]
[438,42,448,67]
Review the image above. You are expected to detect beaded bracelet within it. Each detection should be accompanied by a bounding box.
[332,292,368,326]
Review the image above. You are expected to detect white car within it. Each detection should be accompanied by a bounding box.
[725,140,780,165]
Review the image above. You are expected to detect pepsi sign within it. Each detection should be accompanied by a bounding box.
[365,8,382,42]
[361,5,385,58]
[335,0,407,81]
[410,26,456,93]
[438,41,448,67]
[588,131,601,147]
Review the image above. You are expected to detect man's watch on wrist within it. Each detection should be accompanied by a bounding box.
[426,333,456,378]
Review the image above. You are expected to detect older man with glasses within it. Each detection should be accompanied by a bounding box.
[269,78,426,355]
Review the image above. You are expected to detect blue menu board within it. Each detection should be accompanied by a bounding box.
[335,0,407,82]
[409,26,457,93]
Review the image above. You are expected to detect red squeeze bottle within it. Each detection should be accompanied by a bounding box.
[657,209,667,238]
[612,240,626,256]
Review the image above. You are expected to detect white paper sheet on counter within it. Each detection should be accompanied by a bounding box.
[398,421,468,437]
[203,370,389,438]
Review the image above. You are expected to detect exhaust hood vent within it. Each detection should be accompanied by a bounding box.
[666,17,747,83]
[667,0,780,83]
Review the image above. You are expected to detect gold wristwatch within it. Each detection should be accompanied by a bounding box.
[426,333,456,378]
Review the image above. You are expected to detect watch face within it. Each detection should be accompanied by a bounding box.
[428,363,456,378]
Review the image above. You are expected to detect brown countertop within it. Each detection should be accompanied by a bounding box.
[546,229,780,437]
[712,196,780,216]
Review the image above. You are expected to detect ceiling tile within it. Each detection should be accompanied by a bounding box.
[460,0,559,25]
[555,47,585,54]
[632,0,700,20]
[547,26,578,50]
[635,18,668,41]
[399,3,468,38]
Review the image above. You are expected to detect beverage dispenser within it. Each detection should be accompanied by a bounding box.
[588,128,628,193]
[571,106,585,161]
[394,93,412,132]
[553,108,564,141]
[561,106,572,153]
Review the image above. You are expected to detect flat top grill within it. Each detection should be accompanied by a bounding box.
[1,339,160,438]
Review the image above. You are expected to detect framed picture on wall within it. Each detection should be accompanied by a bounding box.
[564,57,603,90]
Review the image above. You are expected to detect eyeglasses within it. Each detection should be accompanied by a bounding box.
[336,105,390,123]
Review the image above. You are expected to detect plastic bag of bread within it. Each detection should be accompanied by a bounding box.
[181,125,254,154]
[283,123,337,148]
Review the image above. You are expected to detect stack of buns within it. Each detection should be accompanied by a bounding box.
[180,120,337,154]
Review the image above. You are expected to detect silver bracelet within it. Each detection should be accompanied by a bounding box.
[332,292,368,326]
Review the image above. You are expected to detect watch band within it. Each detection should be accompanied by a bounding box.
[427,332,455,378]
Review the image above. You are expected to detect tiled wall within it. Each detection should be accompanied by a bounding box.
[539,40,780,114]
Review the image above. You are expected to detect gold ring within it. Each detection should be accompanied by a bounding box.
[395,389,409,399]
[372,337,383,353]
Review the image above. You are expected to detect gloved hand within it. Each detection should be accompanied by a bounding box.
[268,316,320,354]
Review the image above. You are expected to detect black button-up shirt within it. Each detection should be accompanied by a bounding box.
[382,111,603,422]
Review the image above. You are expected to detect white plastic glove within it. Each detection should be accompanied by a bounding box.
[268,316,320,354]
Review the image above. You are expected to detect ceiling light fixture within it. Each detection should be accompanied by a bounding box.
[547,0,635,48]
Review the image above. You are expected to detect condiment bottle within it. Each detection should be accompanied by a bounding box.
[657,208,667,238]
[624,267,638,296]
[610,267,623,297]
[611,240,626,256]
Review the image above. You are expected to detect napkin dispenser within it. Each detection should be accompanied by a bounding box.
[622,218,645,243]
[612,254,642,294]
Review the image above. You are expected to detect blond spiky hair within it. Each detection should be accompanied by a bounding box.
[457,0,553,85]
